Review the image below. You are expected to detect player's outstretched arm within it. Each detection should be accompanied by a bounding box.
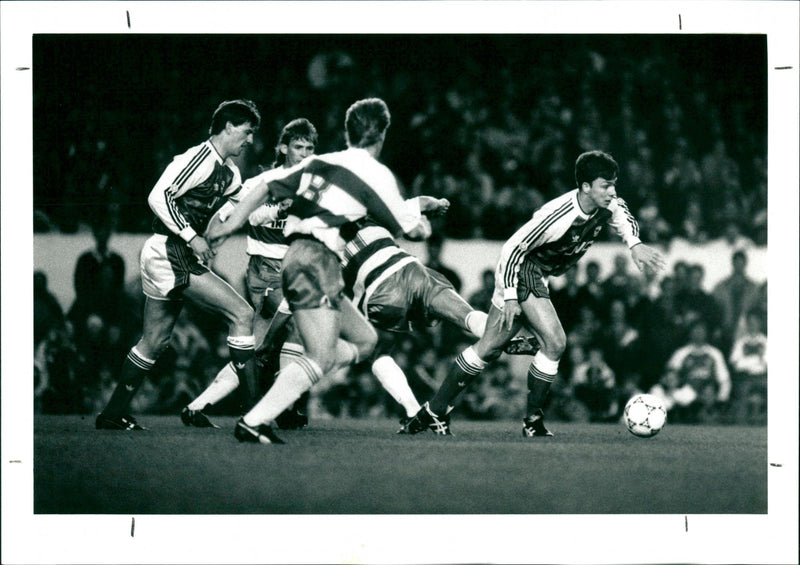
[630,243,666,276]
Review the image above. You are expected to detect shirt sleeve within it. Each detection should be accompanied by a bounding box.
[216,175,262,222]
[248,204,281,225]
[147,158,199,242]
[362,173,424,238]
[147,146,222,242]
[607,197,642,248]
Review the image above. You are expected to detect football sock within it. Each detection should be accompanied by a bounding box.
[187,362,239,411]
[429,346,488,416]
[371,355,421,417]
[526,351,559,417]
[228,335,257,411]
[103,347,155,416]
[465,310,488,338]
[243,355,323,427]
[279,340,359,373]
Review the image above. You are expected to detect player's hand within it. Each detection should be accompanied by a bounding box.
[428,198,450,216]
[631,243,666,276]
[205,218,233,248]
[189,235,216,262]
[277,198,293,219]
[502,299,521,331]
[417,195,450,216]
[205,215,226,246]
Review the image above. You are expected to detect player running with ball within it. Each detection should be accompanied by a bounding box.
[403,150,666,437]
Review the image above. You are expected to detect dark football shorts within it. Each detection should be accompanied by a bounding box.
[246,255,284,318]
[365,261,454,332]
[281,238,345,311]
[517,259,550,301]
[491,257,549,310]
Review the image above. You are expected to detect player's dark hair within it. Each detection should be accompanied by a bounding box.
[272,118,318,168]
[575,150,619,187]
[345,98,391,148]
[209,99,261,135]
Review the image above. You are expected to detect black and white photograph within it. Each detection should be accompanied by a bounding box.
[2,1,798,564]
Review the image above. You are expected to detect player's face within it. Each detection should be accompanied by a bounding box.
[584,176,617,210]
[282,138,315,167]
[226,121,257,156]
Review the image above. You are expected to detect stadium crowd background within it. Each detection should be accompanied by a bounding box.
[33,35,767,426]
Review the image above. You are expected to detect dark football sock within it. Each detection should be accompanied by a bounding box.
[526,363,555,416]
[103,348,155,417]
[429,347,487,416]
[228,337,258,412]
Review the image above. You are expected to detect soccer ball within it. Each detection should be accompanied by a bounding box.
[623,394,667,438]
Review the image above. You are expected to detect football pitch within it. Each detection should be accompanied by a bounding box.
[34,415,767,515]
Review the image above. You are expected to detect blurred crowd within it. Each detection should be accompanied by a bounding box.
[33,36,767,426]
[34,36,765,247]
[35,227,767,426]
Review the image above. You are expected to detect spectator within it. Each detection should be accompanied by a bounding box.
[71,220,125,309]
[671,260,691,295]
[649,320,731,423]
[597,299,642,389]
[675,264,723,345]
[34,271,65,348]
[661,137,703,225]
[34,325,86,414]
[717,221,755,254]
[678,196,710,244]
[636,195,672,246]
[601,253,637,306]
[728,309,767,425]
[578,260,605,318]
[712,250,761,352]
[468,269,496,312]
[570,346,618,422]
[700,139,741,219]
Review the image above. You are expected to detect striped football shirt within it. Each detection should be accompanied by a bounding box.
[498,189,641,300]
[148,140,242,243]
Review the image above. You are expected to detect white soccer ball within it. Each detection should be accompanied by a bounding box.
[623,393,667,438]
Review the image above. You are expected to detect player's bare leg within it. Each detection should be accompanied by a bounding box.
[517,294,565,437]
[429,288,487,338]
[183,271,257,411]
[97,297,182,430]
[183,278,275,428]
[403,304,520,435]
[241,305,339,435]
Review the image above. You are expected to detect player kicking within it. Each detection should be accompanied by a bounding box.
[276,215,490,427]
[180,118,318,429]
[95,99,262,431]
[402,150,666,437]
[206,98,433,444]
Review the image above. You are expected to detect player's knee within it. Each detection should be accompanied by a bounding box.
[230,301,255,328]
[138,331,171,358]
[355,325,378,360]
[541,327,567,359]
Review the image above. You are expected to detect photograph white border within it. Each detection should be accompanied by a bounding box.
[2,2,798,564]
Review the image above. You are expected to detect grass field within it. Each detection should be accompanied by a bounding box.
[33,414,767,515]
